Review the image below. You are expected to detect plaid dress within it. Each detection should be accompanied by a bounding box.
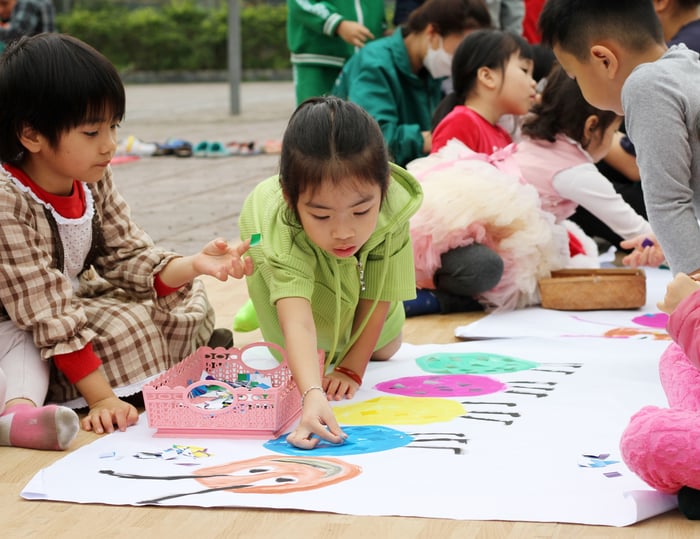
[0,166,214,406]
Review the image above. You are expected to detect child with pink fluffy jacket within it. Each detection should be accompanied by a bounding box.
[621,272,700,519]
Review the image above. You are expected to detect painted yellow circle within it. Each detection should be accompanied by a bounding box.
[333,396,465,425]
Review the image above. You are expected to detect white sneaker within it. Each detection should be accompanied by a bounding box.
[117,135,158,156]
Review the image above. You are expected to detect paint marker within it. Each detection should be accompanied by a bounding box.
[250,233,262,246]
[641,238,654,248]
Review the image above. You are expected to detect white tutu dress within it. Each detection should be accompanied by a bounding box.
[407,140,598,311]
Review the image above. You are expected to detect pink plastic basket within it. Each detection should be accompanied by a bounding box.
[143,342,322,438]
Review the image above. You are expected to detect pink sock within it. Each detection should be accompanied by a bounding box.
[0,404,79,450]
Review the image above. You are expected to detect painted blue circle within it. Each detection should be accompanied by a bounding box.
[263,425,414,456]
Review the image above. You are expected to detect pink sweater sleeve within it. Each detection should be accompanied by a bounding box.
[667,289,700,370]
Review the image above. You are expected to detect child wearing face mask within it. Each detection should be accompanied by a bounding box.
[332,0,492,167]
[431,28,536,154]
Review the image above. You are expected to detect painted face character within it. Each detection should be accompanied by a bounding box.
[192,456,361,494]
[101,455,361,504]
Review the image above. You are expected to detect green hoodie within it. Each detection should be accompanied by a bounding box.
[239,162,423,369]
[333,28,445,167]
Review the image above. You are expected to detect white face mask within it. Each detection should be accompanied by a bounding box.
[423,37,452,79]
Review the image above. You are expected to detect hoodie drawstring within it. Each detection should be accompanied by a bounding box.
[324,234,393,373]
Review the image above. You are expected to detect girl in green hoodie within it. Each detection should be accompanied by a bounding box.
[239,97,423,449]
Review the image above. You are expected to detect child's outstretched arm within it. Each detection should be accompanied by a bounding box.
[76,371,139,434]
[277,296,347,450]
[620,234,666,268]
[324,299,391,401]
[158,238,253,288]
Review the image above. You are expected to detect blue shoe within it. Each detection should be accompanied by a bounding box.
[403,289,440,317]
[161,138,193,157]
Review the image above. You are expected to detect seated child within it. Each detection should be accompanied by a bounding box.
[539,0,700,519]
[238,97,422,450]
[431,28,537,154]
[621,272,700,519]
[403,29,539,316]
[0,34,253,450]
[513,64,665,268]
[407,139,571,311]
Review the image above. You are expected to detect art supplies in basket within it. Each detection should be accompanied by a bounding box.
[538,268,646,311]
[143,342,324,438]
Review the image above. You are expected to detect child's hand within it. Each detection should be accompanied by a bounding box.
[657,273,700,314]
[620,234,665,268]
[81,396,139,434]
[285,389,347,449]
[323,370,359,400]
[194,238,254,281]
[336,21,374,48]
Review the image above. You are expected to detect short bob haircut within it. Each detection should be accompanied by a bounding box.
[279,96,389,222]
[0,33,125,164]
[521,63,619,144]
[538,0,664,61]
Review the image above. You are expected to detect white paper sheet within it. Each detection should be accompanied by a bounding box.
[456,267,673,340]
[22,337,677,526]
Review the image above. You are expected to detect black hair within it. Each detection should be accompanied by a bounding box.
[431,29,533,130]
[538,0,664,61]
[0,33,125,164]
[279,96,390,222]
[676,0,700,8]
[521,63,619,145]
[404,0,492,36]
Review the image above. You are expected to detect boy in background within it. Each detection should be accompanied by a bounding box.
[539,0,700,277]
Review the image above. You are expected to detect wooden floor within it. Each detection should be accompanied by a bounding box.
[2,276,696,538]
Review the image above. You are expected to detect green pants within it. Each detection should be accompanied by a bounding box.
[293,64,343,105]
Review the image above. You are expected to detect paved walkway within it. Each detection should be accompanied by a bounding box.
[116,81,296,255]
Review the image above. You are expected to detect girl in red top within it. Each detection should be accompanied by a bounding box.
[431,29,537,155]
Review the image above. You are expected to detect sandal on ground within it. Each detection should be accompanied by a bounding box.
[117,135,160,156]
[193,140,210,157]
[207,141,233,157]
[161,138,193,158]
[226,141,262,156]
[262,139,282,154]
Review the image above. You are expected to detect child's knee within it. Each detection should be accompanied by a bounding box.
[621,406,700,493]
[372,334,402,361]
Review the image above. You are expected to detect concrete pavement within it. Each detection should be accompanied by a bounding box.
[115,81,296,255]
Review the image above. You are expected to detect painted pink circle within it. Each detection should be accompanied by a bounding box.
[374,374,506,397]
[631,313,669,329]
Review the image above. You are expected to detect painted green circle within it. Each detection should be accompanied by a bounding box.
[416,352,537,374]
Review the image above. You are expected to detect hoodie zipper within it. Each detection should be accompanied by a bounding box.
[357,260,366,292]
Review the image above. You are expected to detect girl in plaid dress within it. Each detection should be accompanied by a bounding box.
[0,34,252,450]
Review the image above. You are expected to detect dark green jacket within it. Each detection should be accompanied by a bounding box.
[333,28,444,166]
[287,0,386,67]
